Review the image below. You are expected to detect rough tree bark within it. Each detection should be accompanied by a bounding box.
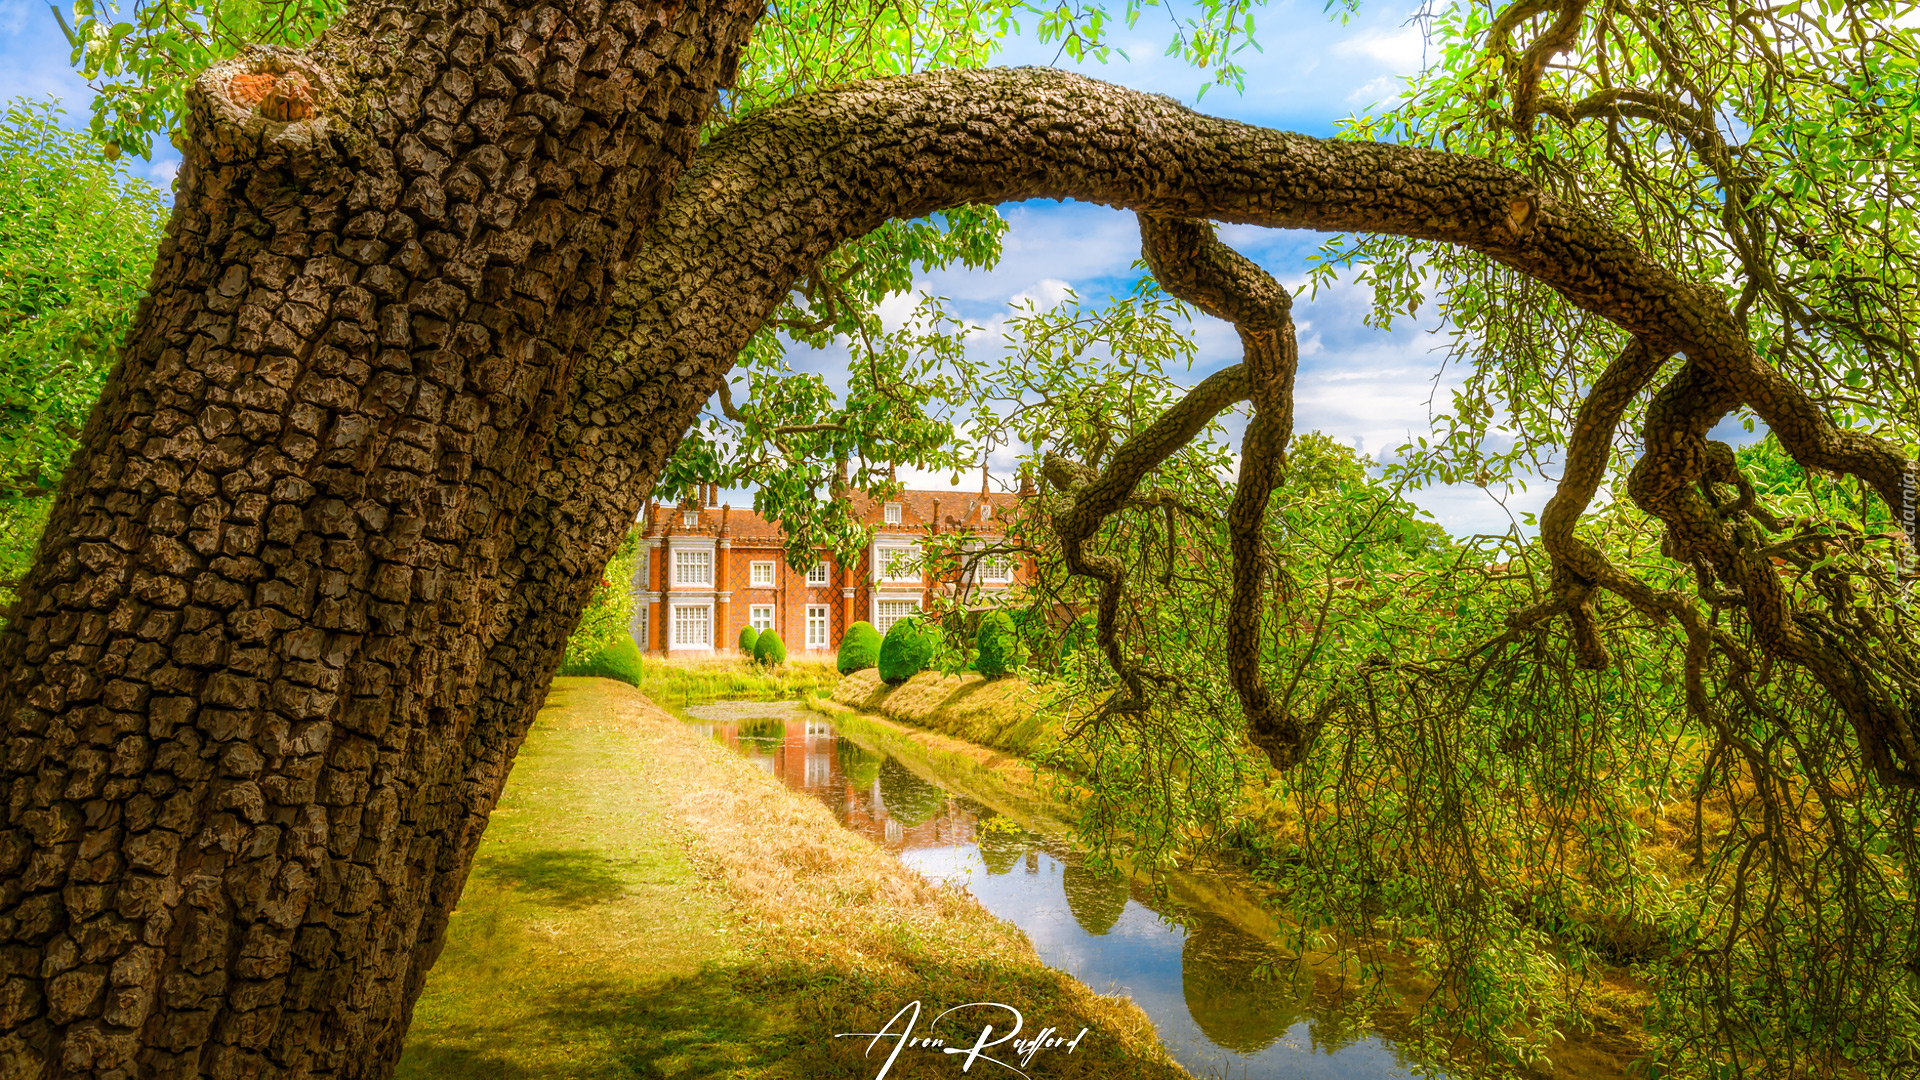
[0,0,763,1074]
[2,41,1914,1080]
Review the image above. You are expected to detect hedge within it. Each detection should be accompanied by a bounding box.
[838,621,882,674]
[877,618,934,684]
[974,610,1028,679]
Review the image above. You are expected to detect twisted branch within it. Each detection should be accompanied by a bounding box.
[1044,215,1318,767]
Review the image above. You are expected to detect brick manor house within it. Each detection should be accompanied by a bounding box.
[630,479,1031,657]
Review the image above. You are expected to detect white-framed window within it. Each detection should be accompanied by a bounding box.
[682,510,699,529]
[674,549,712,586]
[750,560,775,587]
[633,607,649,650]
[807,560,830,586]
[876,599,919,635]
[672,604,711,647]
[980,502,993,521]
[977,553,1013,583]
[877,544,917,582]
[884,502,902,525]
[806,605,830,649]
[750,605,775,632]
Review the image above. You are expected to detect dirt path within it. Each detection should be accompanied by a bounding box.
[398,677,1186,1079]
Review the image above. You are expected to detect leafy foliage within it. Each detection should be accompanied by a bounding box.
[0,99,165,605]
[837,620,882,675]
[1319,1,1920,496]
[876,617,934,684]
[559,531,641,671]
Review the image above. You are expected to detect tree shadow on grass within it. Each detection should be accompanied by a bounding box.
[488,848,629,907]
[393,1044,535,1080]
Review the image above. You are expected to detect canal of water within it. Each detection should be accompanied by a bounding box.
[682,699,1440,1080]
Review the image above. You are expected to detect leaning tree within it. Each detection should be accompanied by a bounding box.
[2,0,1917,1076]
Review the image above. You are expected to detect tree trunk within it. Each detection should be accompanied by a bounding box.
[0,0,760,1074]
[4,34,1916,1080]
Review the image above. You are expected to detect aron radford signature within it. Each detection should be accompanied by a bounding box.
[835,1000,1090,1078]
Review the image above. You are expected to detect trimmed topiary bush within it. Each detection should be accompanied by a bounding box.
[752,628,787,666]
[878,618,934,684]
[738,625,759,655]
[838,621,882,675]
[974,610,1028,679]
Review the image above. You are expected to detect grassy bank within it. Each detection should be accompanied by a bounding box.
[641,654,839,715]
[399,677,1186,1079]
[832,669,1074,763]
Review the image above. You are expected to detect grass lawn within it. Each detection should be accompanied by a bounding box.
[398,676,1186,1079]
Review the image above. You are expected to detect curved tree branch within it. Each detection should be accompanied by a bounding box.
[569,65,1916,779]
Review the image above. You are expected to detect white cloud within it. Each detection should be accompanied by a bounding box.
[1008,277,1075,310]
[1345,74,1404,107]
[1332,24,1429,72]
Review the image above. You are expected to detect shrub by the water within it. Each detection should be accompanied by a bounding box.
[838,621,882,674]
[738,625,759,655]
[974,610,1028,679]
[752,628,787,666]
[878,618,934,684]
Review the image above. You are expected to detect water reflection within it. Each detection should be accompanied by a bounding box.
[686,702,1433,1080]
[1182,917,1304,1055]
[688,705,976,853]
[1062,860,1128,936]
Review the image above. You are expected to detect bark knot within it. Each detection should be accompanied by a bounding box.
[229,71,316,122]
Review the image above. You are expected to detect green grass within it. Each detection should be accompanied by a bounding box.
[556,645,838,711]
[634,657,838,715]
[396,679,760,1079]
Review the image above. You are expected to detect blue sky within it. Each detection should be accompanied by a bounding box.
[0,0,1600,535]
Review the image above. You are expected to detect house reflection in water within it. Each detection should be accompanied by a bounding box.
[695,713,977,853]
[689,706,1436,1079]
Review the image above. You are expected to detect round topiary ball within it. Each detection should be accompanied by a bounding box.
[838,621,882,675]
[738,625,760,656]
[877,618,934,684]
[974,610,1028,679]
[752,628,786,666]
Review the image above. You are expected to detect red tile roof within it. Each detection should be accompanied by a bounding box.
[642,489,1024,542]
